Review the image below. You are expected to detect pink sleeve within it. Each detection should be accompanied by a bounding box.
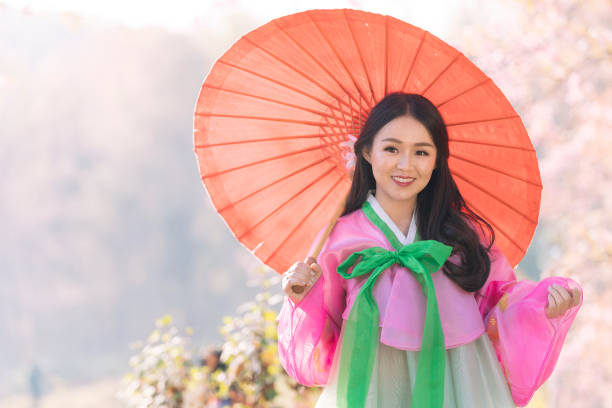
[275,228,347,387]
[476,244,583,407]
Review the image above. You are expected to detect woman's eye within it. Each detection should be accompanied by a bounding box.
[416,150,429,156]
[384,146,398,153]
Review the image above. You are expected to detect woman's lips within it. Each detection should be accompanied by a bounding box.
[392,176,415,187]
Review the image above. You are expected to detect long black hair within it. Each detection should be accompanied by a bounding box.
[342,92,494,292]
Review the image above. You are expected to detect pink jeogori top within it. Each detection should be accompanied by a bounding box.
[276,193,582,406]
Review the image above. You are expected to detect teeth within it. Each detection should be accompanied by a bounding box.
[393,176,414,182]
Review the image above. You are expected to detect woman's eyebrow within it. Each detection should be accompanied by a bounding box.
[381,137,434,147]
[381,137,402,143]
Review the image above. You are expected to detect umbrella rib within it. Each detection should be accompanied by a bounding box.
[449,152,543,187]
[200,139,345,179]
[321,99,348,138]
[384,15,388,96]
[196,131,347,148]
[237,165,340,241]
[213,59,355,119]
[436,77,491,108]
[241,36,362,119]
[319,125,340,149]
[420,51,462,96]
[264,173,346,264]
[343,9,376,106]
[201,83,350,126]
[307,12,373,112]
[324,122,354,146]
[451,170,539,225]
[195,112,329,128]
[271,19,364,120]
[216,154,334,213]
[449,138,536,152]
[445,114,521,127]
[462,198,528,254]
[400,29,427,92]
[336,98,351,137]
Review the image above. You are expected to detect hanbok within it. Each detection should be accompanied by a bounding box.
[276,191,582,407]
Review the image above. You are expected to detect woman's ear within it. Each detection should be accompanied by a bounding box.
[362,147,371,164]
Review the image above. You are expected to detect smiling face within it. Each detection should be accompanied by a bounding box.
[362,115,437,216]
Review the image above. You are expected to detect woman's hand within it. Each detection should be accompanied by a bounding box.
[545,284,581,319]
[281,256,322,304]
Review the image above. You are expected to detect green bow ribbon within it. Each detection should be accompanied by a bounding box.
[335,200,452,408]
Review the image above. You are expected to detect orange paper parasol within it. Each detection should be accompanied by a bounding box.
[193,9,542,274]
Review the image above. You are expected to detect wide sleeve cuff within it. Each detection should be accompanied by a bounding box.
[276,278,340,386]
[484,276,582,406]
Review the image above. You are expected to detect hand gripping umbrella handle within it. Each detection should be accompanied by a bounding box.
[291,197,346,294]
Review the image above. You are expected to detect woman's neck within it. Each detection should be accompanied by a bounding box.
[373,191,416,236]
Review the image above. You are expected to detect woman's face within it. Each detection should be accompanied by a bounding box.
[363,115,437,211]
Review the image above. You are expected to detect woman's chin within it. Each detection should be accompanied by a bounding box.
[387,191,418,203]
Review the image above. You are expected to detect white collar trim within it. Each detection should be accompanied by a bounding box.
[366,190,417,245]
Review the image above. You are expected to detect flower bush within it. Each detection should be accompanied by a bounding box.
[117,314,195,407]
[118,267,321,407]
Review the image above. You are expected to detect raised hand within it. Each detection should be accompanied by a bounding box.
[281,256,322,304]
[545,284,581,319]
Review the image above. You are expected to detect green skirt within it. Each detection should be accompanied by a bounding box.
[315,322,516,408]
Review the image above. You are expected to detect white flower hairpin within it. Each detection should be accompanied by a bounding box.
[339,134,357,172]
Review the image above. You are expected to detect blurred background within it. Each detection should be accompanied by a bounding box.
[0,0,610,406]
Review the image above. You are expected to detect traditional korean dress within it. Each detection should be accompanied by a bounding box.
[276,191,582,407]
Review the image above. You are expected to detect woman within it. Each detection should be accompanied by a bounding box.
[277,93,581,407]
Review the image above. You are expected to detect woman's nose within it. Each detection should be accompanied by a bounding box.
[396,153,411,169]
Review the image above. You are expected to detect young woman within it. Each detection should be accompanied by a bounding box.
[277,93,582,408]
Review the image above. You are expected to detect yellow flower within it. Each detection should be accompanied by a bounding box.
[156,314,172,327]
[148,329,160,342]
[218,381,229,398]
[243,383,255,396]
[267,364,280,376]
[264,325,277,340]
[263,310,277,322]
[260,344,277,365]
[185,327,194,335]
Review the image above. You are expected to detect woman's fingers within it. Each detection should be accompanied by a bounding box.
[283,263,307,288]
[282,259,323,302]
[286,261,320,287]
[570,287,582,307]
[546,290,559,318]
[298,265,315,286]
[290,271,310,286]
[546,284,580,319]
[303,257,321,283]
[551,284,571,305]
[311,262,322,276]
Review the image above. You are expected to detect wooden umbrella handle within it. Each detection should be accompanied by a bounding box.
[291,197,346,294]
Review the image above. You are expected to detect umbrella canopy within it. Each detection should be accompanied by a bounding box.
[194,8,542,273]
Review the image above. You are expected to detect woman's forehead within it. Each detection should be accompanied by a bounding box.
[374,116,434,145]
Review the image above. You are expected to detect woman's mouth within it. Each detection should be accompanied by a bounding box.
[392,176,415,187]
